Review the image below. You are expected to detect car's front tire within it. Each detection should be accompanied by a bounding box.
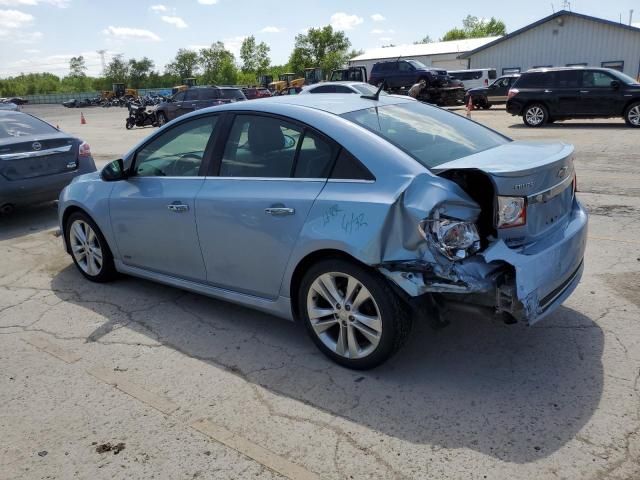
[523,103,548,127]
[157,111,167,127]
[624,102,640,128]
[65,212,117,283]
[299,259,412,370]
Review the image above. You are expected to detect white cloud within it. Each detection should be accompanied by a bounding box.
[370,28,384,34]
[371,13,385,22]
[161,15,187,28]
[223,35,246,57]
[0,0,69,6]
[103,25,161,42]
[0,9,33,28]
[149,4,167,12]
[260,25,282,33]
[197,0,218,4]
[330,12,363,31]
[380,37,392,43]
[23,47,38,52]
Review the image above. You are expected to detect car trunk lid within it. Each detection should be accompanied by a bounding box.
[433,141,576,246]
[0,134,78,181]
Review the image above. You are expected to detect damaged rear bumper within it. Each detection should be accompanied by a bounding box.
[380,198,588,325]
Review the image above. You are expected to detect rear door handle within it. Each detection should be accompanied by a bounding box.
[168,203,189,213]
[265,207,295,216]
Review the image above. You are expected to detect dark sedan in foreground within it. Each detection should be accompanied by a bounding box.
[0,111,96,214]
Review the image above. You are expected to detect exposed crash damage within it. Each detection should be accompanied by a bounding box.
[375,142,588,326]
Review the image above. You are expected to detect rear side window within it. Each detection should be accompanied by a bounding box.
[220,115,302,178]
[516,72,554,88]
[310,85,336,94]
[556,70,580,87]
[200,88,219,100]
[330,149,375,181]
[294,131,336,178]
[0,113,57,139]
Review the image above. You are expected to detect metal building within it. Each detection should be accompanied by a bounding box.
[460,10,640,78]
[348,37,499,74]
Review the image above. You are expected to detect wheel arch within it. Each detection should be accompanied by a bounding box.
[623,99,640,116]
[288,248,371,321]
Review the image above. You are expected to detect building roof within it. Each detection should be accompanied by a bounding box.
[460,10,640,59]
[349,37,500,63]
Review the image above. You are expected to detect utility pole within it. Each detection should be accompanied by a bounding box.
[96,49,106,74]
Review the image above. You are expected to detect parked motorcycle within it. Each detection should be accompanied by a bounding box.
[125,102,158,129]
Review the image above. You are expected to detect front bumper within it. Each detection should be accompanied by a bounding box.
[381,198,588,325]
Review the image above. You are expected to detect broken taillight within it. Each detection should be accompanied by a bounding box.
[78,142,91,157]
[496,196,526,229]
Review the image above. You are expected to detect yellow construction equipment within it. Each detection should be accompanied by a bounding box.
[268,73,305,93]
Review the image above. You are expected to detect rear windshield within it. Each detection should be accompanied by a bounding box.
[341,102,508,169]
[220,89,245,100]
[0,113,57,139]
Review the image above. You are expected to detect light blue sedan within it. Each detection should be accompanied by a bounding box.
[59,93,587,369]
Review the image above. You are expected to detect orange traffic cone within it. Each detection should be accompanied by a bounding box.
[466,96,474,118]
[80,112,86,125]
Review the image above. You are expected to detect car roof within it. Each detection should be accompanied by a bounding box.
[206,92,414,116]
[310,81,372,87]
[524,66,614,74]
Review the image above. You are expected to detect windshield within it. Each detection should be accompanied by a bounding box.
[608,69,639,85]
[0,113,57,139]
[341,102,509,169]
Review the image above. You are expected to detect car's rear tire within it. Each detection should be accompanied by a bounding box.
[157,111,167,127]
[624,102,640,127]
[65,211,117,283]
[298,258,412,370]
[523,103,548,127]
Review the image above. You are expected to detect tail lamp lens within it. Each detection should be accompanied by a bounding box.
[507,88,519,100]
[78,142,91,157]
[497,196,526,228]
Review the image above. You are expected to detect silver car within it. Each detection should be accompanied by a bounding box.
[1,111,96,215]
[59,94,587,369]
[300,81,386,96]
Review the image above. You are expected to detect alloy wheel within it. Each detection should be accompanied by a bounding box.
[69,220,103,276]
[628,106,640,126]
[525,106,545,126]
[306,272,382,360]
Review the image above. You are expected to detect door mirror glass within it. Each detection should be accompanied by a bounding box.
[611,80,620,89]
[101,158,127,181]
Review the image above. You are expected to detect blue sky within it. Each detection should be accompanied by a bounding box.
[0,0,638,78]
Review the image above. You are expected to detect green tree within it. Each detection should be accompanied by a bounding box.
[104,55,130,83]
[199,42,237,85]
[69,56,87,77]
[442,15,506,41]
[128,57,155,88]
[165,48,200,79]
[240,35,271,75]
[414,35,433,44]
[288,26,351,75]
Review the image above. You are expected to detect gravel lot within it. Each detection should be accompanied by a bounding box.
[1,104,639,480]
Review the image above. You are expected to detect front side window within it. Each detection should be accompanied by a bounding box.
[134,116,217,177]
[184,89,199,101]
[172,91,186,102]
[220,115,302,178]
[341,102,508,169]
[556,70,580,87]
[398,62,412,72]
[582,71,615,88]
[220,89,245,100]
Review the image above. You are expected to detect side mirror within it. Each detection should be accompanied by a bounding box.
[101,158,128,182]
[611,80,620,90]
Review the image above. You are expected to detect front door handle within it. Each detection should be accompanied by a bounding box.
[168,203,189,213]
[265,207,295,216]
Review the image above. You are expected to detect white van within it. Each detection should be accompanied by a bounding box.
[448,68,497,91]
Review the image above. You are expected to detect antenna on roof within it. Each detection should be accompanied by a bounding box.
[361,80,386,101]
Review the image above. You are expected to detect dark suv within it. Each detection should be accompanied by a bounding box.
[369,59,450,89]
[506,67,640,127]
[155,86,246,125]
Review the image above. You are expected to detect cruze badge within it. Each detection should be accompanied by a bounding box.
[513,181,534,191]
[32,141,42,151]
[557,166,568,178]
